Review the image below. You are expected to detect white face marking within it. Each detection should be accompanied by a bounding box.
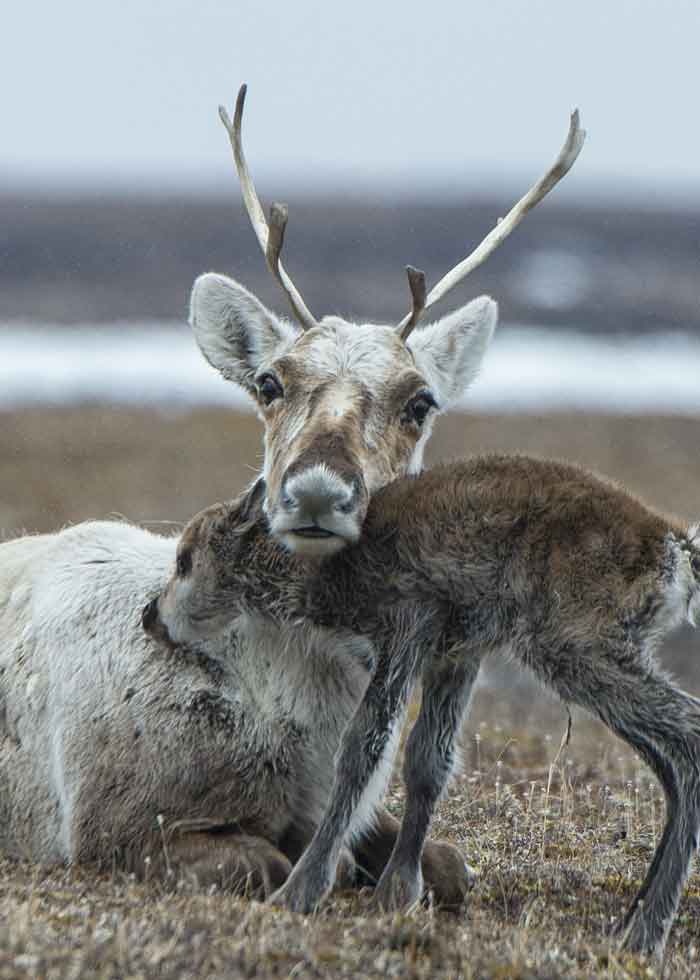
[330,385,356,420]
[297,319,407,388]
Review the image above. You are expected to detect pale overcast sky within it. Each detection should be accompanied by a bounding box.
[3,0,700,199]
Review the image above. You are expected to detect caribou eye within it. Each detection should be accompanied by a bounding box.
[256,373,283,406]
[404,392,437,427]
[691,553,700,575]
[176,550,192,577]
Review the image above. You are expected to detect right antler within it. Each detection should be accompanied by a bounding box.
[219,85,319,332]
[397,110,586,341]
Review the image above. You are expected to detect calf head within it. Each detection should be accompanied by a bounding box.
[143,481,276,648]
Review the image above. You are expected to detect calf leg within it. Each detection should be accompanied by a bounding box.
[278,819,358,889]
[544,652,700,957]
[374,654,481,911]
[269,607,431,913]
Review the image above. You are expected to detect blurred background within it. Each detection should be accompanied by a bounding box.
[2,0,699,685]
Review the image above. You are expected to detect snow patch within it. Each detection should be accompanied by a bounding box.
[1,322,700,415]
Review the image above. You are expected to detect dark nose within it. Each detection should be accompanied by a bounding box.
[141,597,160,633]
[280,477,359,516]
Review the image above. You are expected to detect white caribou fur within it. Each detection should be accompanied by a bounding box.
[0,521,373,867]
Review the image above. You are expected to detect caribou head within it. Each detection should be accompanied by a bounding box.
[191,86,585,556]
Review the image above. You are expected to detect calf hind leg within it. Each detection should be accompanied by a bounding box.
[374,654,481,911]
[544,651,700,957]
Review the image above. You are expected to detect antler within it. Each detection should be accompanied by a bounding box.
[399,266,427,341]
[397,109,586,340]
[218,85,319,332]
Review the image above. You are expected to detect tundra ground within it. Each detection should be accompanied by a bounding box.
[2,691,699,979]
[1,408,699,977]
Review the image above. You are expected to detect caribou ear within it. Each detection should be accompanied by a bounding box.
[189,273,299,394]
[406,296,497,408]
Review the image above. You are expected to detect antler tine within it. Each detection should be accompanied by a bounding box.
[218,85,319,332]
[266,202,289,284]
[399,266,427,341]
[396,110,586,336]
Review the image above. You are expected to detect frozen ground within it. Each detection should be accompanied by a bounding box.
[2,323,700,413]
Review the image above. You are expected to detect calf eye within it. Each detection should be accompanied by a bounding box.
[176,550,192,577]
[403,392,437,427]
[256,373,283,406]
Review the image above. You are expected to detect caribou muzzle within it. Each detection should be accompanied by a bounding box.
[269,461,368,557]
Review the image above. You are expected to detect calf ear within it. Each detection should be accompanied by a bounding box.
[407,296,497,408]
[189,273,299,394]
[237,476,267,522]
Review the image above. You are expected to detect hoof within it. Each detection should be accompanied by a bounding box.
[374,863,422,912]
[268,864,331,914]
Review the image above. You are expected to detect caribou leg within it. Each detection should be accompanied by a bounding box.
[374,653,481,911]
[533,643,700,957]
[269,607,436,913]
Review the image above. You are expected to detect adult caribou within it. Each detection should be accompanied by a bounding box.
[0,87,584,897]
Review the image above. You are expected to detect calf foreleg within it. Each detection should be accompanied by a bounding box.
[374,653,481,910]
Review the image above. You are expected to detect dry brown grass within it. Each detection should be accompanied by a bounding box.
[2,696,699,978]
[2,407,699,535]
[1,407,700,976]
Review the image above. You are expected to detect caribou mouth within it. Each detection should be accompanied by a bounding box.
[290,526,336,539]
[271,513,360,556]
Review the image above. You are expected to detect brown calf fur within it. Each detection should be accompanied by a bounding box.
[151,454,699,957]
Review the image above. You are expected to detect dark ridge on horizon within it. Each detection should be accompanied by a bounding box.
[1,192,699,332]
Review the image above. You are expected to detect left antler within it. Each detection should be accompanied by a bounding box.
[397,109,586,340]
[219,85,319,332]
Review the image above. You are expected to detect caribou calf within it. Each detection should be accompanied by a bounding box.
[147,455,700,957]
